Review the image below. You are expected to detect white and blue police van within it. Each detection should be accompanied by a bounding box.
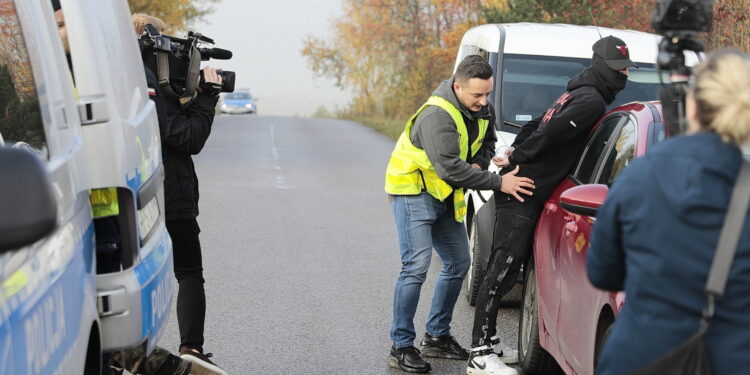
[0,0,173,373]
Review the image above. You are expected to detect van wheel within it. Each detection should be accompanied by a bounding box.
[464,219,484,306]
[518,259,563,375]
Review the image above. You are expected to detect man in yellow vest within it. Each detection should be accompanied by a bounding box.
[384,55,535,373]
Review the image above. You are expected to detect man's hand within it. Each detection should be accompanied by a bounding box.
[492,156,510,167]
[491,146,514,167]
[471,163,481,169]
[500,165,535,202]
[197,66,223,96]
[202,67,223,85]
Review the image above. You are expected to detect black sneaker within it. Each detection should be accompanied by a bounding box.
[420,333,469,360]
[179,347,228,375]
[388,345,432,373]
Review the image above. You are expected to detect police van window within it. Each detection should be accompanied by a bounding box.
[597,119,637,186]
[573,116,621,183]
[0,1,47,158]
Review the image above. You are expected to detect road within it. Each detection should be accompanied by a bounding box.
[156,114,521,374]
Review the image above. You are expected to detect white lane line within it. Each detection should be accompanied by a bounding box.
[270,123,287,189]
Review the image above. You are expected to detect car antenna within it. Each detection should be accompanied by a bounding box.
[589,8,604,39]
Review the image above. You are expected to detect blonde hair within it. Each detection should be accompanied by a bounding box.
[132,13,166,36]
[692,50,750,146]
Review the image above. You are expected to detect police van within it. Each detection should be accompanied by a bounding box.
[454,23,700,305]
[0,0,172,373]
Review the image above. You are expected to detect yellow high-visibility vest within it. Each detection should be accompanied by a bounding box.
[384,95,489,222]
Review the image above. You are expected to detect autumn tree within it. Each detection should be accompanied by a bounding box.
[482,0,749,52]
[302,0,485,119]
[127,0,217,33]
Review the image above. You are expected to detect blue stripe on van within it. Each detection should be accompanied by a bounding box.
[3,224,95,374]
[135,232,174,338]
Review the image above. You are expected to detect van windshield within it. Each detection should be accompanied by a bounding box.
[501,54,662,127]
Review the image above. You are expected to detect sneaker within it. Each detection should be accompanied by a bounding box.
[179,347,228,375]
[489,335,519,365]
[420,333,469,360]
[387,345,432,373]
[467,346,518,375]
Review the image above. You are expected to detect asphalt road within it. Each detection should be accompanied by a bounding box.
[155,114,521,375]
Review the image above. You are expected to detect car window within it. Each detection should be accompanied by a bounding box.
[0,2,47,158]
[597,119,637,185]
[573,116,622,183]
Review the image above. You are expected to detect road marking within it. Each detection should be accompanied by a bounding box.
[270,123,287,189]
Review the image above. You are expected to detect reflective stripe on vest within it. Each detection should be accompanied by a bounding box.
[384,96,489,222]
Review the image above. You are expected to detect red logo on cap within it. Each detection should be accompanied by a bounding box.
[616,45,628,56]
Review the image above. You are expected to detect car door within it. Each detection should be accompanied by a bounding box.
[556,114,639,374]
[534,114,623,350]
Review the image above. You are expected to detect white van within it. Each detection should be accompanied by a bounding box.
[455,23,699,304]
[0,0,172,372]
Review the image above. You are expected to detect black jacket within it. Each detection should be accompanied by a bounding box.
[506,67,614,204]
[145,67,218,220]
[410,79,500,191]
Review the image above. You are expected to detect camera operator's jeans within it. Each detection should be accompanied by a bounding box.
[166,219,206,352]
[390,193,470,348]
[472,194,542,347]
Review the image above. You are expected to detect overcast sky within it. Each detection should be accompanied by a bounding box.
[191,0,349,116]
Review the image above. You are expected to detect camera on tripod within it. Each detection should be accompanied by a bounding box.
[139,25,236,98]
[651,0,713,136]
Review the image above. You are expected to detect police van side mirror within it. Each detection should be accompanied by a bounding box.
[0,147,57,253]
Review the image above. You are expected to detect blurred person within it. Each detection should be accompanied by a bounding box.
[384,55,535,373]
[133,13,228,375]
[587,50,750,375]
[468,36,636,375]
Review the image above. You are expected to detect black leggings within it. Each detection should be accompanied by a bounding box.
[472,195,541,347]
[167,219,206,352]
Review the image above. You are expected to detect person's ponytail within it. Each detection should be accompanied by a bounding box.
[693,50,750,146]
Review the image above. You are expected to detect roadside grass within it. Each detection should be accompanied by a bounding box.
[344,116,404,141]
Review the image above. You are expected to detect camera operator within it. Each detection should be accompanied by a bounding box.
[133,14,227,375]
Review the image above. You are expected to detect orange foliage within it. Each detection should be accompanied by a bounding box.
[302,0,484,119]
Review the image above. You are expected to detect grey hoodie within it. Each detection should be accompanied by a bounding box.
[410,79,500,191]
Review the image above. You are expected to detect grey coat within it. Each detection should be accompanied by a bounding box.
[410,79,500,191]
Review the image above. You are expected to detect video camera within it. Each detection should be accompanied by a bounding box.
[138,25,236,98]
[651,0,713,136]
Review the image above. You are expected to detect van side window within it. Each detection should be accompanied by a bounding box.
[0,2,47,158]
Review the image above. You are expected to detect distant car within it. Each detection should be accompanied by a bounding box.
[221,91,257,114]
[519,102,663,375]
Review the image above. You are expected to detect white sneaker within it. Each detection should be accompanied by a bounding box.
[467,346,519,375]
[490,335,519,364]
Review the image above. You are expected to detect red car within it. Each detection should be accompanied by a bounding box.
[518,102,665,375]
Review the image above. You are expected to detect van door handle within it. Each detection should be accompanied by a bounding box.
[78,95,109,125]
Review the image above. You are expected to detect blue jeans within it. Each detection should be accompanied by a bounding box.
[390,193,470,348]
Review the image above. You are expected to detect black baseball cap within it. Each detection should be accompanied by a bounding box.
[51,0,61,11]
[592,36,639,70]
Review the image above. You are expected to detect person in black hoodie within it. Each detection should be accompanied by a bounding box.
[466,36,637,375]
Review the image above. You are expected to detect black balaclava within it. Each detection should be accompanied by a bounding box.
[591,54,627,104]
